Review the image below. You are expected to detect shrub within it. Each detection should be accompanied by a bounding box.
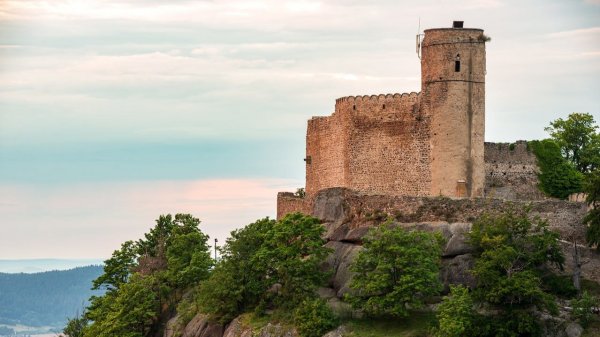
[572,291,598,328]
[434,285,475,337]
[294,298,338,337]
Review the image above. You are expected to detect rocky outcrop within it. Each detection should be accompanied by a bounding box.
[322,326,346,337]
[222,318,252,337]
[183,314,223,337]
[164,315,179,337]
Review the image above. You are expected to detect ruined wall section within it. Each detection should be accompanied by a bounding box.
[276,192,312,220]
[484,141,544,200]
[305,112,349,195]
[340,93,432,196]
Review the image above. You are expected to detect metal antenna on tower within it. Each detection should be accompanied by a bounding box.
[416,17,424,59]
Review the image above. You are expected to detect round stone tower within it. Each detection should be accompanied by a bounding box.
[420,21,486,197]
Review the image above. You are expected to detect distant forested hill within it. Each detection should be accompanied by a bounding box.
[0,265,103,327]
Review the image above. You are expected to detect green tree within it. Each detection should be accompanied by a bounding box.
[198,214,330,322]
[528,139,583,199]
[82,214,212,336]
[434,285,475,337]
[166,218,213,288]
[62,311,88,337]
[256,212,331,309]
[468,208,565,336]
[197,218,275,323]
[584,170,600,250]
[347,223,444,318]
[545,112,600,173]
[92,240,137,291]
[85,274,162,337]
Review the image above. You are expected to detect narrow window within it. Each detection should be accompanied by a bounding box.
[353,105,356,110]
[382,104,386,109]
[455,54,461,72]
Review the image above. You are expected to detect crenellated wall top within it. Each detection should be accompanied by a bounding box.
[335,92,419,104]
[333,92,421,117]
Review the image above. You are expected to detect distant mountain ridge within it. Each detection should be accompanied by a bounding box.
[0,265,104,328]
[0,259,105,273]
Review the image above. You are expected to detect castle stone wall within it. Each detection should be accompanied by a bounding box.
[484,141,543,200]
[305,93,433,197]
[305,114,349,195]
[276,192,311,220]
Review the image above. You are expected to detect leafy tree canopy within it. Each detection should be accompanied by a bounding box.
[81,213,213,337]
[545,112,600,174]
[584,170,600,250]
[468,208,565,336]
[347,223,444,318]
[197,213,331,324]
[528,139,583,199]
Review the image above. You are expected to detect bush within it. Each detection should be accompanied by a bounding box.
[294,298,338,337]
[572,291,598,328]
[434,285,475,337]
[542,274,577,298]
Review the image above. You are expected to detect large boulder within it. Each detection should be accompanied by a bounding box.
[223,317,253,337]
[443,223,473,257]
[313,188,349,223]
[322,326,346,337]
[323,241,363,298]
[441,254,476,290]
[163,315,181,337]
[256,323,298,337]
[183,313,223,337]
[565,322,583,337]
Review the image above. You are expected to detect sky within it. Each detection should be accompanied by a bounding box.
[0,0,599,260]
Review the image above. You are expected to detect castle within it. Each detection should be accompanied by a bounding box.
[277,21,541,218]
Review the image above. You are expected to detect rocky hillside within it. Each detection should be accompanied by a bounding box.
[161,188,600,337]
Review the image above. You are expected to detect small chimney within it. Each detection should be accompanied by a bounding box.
[453,21,464,28]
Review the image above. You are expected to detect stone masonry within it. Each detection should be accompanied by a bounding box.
[278,21,490,217]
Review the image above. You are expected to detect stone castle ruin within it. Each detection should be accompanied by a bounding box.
[277,21,547,218]
[269,22,599,326]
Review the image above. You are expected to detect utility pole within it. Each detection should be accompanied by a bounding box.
[214,238,218,261]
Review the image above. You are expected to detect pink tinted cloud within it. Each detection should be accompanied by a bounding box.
[0,178,300,259]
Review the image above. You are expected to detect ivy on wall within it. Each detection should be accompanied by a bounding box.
[528,139,583,199]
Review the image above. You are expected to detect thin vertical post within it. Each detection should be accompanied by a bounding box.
[214,238,218,261]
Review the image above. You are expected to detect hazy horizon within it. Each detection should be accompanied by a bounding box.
[0,258,105,273]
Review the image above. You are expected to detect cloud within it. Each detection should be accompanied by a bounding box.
[0,178,300,259]
[547,26,600,38]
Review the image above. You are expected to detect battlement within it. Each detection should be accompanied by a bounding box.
[334,92,420,117]
[282,20,486,215]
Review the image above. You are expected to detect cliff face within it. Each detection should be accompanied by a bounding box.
[309,188,599,300]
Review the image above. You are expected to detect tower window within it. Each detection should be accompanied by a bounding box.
[382,104,386,109]
[454,54,461,72]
